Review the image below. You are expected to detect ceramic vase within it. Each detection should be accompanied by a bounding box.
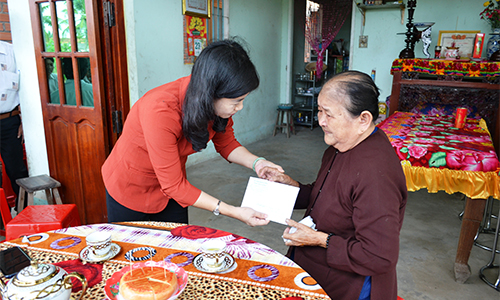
[486,28,500,60]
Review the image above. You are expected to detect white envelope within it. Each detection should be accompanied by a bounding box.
[240,176,299,225]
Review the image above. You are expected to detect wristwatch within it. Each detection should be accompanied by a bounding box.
[213,200,221,216]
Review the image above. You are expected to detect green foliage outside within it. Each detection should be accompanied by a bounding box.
[40,0,89,53]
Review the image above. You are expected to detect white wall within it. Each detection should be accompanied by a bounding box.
[125,0,193,101]
[226,0,286,146]
[280,0,294,105]
[7,0,49,176]
[350,0,492,103]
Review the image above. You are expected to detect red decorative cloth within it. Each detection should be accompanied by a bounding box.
[53,259,103,292]
[390,58,500,77]
[378,112,499,171]
[378,111,500,200]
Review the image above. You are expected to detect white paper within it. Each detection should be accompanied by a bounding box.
[240,177,299,225]
[283,216,316,243]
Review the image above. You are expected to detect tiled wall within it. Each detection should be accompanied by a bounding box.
[0,0,11,42]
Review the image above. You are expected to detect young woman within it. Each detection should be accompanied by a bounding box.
[102,39,283,226]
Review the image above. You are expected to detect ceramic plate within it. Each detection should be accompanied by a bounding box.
[104,261,188,300]
[80,243,121,263]
[193,252,235,273]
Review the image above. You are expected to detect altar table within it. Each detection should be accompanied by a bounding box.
[388,58,500,157]
[378,111,500,283]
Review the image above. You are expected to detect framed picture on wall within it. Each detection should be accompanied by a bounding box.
[182,0,211,18]
[437,30,481,58]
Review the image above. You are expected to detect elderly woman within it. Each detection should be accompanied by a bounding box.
[262,71,407,300]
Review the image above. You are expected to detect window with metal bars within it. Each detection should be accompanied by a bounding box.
[207,0,226,42]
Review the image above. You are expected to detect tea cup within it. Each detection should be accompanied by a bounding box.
[201,240,226,269]
[86,231,112,258]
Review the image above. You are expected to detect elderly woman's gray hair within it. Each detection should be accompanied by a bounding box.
[321,71,380,121]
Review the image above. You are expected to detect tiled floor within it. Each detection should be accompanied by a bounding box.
[186,125,500,300]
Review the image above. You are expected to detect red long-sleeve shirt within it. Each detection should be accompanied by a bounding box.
[102,76,241,213]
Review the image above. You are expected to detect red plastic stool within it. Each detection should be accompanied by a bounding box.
[5,204,81,241]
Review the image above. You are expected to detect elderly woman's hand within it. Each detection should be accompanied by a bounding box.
[282,219,329,248]
[259,166,299,187]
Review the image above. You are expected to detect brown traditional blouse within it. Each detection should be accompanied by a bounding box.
[291,129,407,300]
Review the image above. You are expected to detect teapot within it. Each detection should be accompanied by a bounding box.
[0,260,87,300]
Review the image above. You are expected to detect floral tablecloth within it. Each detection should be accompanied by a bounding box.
[378,111,500,199]
[390,58,500,77]
[1,222,330,300]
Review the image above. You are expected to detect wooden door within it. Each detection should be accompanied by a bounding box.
[29,0,129,224]
[98,0,130,147]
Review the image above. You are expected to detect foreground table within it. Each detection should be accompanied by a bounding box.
[378,111,500,283]
[0,221,330,299]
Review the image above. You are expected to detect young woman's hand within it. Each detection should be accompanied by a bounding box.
[235,206,270,227]
[254,159,284,177]
[259,166,299,187]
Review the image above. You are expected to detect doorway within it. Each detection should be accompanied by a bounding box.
[28,0,129,224]
[292,0,352,79]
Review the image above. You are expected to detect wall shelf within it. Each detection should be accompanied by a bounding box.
[356,2,406,25]
[292,75,319,130]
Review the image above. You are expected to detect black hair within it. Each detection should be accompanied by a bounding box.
[182,39,260,152]
[328,70,380,121]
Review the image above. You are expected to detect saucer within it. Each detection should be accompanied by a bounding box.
[80,242,121,263]
[193,253,235,273]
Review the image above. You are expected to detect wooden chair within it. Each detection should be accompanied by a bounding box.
[16,174,62,212]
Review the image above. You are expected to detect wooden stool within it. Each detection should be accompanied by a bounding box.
[16,174,63,212]
[273,108,295,138]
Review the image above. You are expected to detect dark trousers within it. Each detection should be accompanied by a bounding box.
[0,115,28,201]
[106,189,189,224]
